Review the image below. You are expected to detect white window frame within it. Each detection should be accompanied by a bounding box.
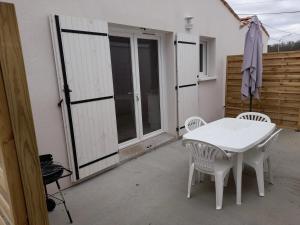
[198,37,217,81]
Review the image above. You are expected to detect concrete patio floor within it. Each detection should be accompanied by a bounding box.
[49,129,300,225]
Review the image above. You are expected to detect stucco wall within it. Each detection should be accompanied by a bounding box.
[6,0,268,189]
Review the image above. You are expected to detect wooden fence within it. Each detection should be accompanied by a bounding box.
[225,51,300,129]
[0,3,49,224]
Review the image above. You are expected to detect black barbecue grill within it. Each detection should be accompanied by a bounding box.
[40,154,73,223]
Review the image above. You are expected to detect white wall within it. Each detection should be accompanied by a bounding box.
[7,0,268,189]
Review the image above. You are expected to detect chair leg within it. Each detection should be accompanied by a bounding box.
[193,171,200,185]
[267,158,274,184]
[224,172,230,187]
[199,172,205,182]
[196,171,204,183]
[194,172,205,183]
[263,161,268,173]
[232,166,237,185]
[196,172,203,183]
[254,164,265,197]
[192,170,196,186]
[56,181,73,223]
[215,174,224,210]
[230,153,238,186]
[187,163,195,198]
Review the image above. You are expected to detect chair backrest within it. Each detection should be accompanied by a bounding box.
[236,112,271,123]
[257,129,282,155]
[184,116,207,132]
[183,139,228,174]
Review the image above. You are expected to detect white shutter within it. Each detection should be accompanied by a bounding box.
[50,15,119,180]
[176,33,199,135]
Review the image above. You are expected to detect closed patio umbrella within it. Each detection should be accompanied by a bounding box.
[241,16,263,111]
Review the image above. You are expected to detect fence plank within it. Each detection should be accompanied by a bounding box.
[0,3,49,225]
[225,51,300,129]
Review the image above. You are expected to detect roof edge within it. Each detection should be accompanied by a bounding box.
[220,0,270,37]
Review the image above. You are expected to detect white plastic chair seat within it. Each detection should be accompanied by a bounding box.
[184,116,208,184]
[236,112,271,123]
[243,129,282,197]
[243,149,264,167]
[184,116,207,133]
[243,149,269,197]
[225,152,233,158]
[183,139,235,210]
[214,159,234,175]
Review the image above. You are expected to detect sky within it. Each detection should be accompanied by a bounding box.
[226,0,300,44]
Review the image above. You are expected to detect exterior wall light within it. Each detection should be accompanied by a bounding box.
[185,16,194,31]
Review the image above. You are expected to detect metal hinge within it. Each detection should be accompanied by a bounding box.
[176,126,185,132]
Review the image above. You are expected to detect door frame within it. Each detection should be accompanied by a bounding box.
[109,29,166,149]
[133,33,165,140]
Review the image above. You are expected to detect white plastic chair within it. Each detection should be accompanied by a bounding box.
[184,116,207,132]
[183,139,234,210]
[243,129,282,196]
[236,112,271,123]
[184,117,208,183]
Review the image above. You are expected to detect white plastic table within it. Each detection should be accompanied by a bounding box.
[183,117,276,205]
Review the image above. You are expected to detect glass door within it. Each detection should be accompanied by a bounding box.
[109,33,163,146]
[136,38,161,135]
[109,36,138,144]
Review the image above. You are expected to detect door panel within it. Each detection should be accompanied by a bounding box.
[62,33,113,102]
[137,38,161,135]
[177,34,199,86]
[109,36,137,143]
[178,87,199,129]
[71,100,118,167]
[60,17,113,102]
[176,34,199,135]
[52,15,119,180]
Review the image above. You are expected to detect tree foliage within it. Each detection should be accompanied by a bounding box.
[268,40,300,52]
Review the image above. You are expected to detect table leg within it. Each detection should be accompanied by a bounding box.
[235,152,243,205]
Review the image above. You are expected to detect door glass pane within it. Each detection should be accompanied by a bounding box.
[137,39,161,135]
[109,36,137,143]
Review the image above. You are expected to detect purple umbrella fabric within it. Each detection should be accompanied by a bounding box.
[241,16,263,100]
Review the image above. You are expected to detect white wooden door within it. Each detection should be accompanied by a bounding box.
[50,15,119,180]
[176,33,199,135]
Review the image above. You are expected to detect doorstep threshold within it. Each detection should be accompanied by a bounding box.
[118,132,176,163]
